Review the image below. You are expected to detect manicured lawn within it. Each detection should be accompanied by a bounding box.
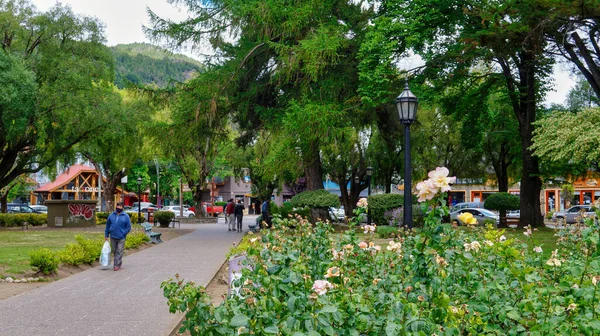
[0,229,103,276]
[501,226,559,258]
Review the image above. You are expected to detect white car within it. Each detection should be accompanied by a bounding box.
[162,206,195,217]
[30,205,48,214]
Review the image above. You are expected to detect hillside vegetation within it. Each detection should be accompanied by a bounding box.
[111,43,201,88]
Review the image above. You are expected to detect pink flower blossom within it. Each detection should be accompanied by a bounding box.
[358,241,368,249]
[416,180,438,202]
[427,167,456,192]
[312,280,334,295]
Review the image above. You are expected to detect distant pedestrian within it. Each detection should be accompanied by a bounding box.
[224,199,232,226]
[104,202,131,271]
[234,200,245,232]
[261,200,271,228]
[225,199,235,231]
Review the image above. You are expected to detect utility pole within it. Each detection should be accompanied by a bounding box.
[154,158,160,207]
[179,178,183,217]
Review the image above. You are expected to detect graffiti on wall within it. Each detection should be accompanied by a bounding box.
[68,204,94,220]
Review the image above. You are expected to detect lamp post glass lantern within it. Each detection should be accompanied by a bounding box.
[396,80,418,228]
[137,177,142,224]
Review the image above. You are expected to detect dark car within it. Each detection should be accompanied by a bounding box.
[7,203,42,214]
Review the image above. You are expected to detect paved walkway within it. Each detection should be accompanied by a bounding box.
[0,216,257,336]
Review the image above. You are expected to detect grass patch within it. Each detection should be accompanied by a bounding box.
[501,226,559,258]
[0,230,103,276]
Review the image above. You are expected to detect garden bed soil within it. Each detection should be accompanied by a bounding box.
[0,227,194,301]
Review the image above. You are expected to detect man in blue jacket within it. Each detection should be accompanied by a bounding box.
[105,202,131,271]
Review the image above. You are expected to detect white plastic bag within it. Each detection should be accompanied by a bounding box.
[100,241,111,267]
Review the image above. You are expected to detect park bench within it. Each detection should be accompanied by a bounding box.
[141,222,163,244]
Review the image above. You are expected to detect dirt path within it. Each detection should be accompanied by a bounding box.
[0,227,194,301]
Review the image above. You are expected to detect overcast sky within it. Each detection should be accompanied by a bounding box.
[32,0,576,105]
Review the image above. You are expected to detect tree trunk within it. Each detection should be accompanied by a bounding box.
[191,184,205,217]
[499,51,544,228]
[517,56,544,229]
[0,194,7,213]
[102,179,117,213]
[305,144,324,191]
[519,127,543,228]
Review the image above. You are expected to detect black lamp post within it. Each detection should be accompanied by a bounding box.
[396,80,419,229]
[137,177,142,224]
[366,166,373,226]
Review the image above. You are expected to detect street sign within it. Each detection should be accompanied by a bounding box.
[121,176,128,184]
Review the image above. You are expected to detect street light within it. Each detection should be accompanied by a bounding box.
[366,167,373,226]
[137,177,142,224]
[396,79,418,229]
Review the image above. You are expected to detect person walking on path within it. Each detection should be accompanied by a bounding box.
[225,199,236,231]
[234,200,245,232]
[224,199,232,226]
[104,202,131,271]
[261,200,271,229]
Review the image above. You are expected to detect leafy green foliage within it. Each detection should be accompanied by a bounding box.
[0,214,47,227]
[59,235,103,265]
[154,211,175,227]
[29,248,60,275]
[532,108,600,172]
[96,212,109,225]
[0,2,119,193]
[484,193,520,212]
[162,211,600,335]
[290,190,339,209]
[376,225,401,239]
[367,194,404,226]
[269,202,310,219]
[124,232,150,249]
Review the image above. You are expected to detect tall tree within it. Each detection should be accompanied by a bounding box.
[76,90,152,212]
[545,0,600,100]
[0,2,116,202]
[362,0,554,227]
[147,0,375,192]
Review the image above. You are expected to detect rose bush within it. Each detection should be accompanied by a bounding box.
[162,168,600,335]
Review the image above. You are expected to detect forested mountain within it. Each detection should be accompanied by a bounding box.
[111,43,201,88]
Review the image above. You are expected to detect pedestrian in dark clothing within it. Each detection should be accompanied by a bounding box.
[104,202,131,271]
[261,200,271,228]
[234,200,245,232]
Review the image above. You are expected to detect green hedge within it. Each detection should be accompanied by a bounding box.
[30,229,150,272]
[367,194,404,226]
[97,212,143,225]
[96,212,109,225]
[270,201,310,219]
[0,213,47,227]
[154,211,175,227]
[290,190,340,209]
[214,201,227,206]
[484,192,520,211]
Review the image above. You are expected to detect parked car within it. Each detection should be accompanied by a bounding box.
[30,205,48,214]
[131,202,156,209]
[329,207,345,221]
[450,208,499,226]
[552,205,597,224]
[204,203,223,216]
[7,203,42,214]
[450,202,484,213]
[506,210,520,223]
[162,205,195,217]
